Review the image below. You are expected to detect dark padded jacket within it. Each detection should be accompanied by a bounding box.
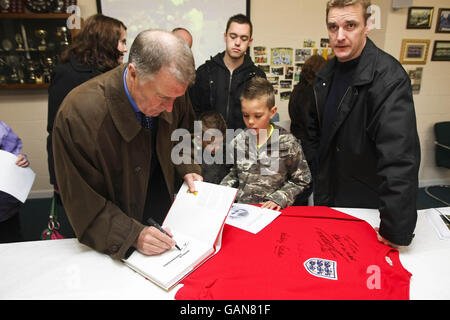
[189,51,266,129]
[47,53,102,185]
[304,38,420,246]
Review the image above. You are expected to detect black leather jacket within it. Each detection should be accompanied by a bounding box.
[305,38,420,246]
[189,52,266,129]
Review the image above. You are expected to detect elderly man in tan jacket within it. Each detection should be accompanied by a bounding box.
[53,30,202,260]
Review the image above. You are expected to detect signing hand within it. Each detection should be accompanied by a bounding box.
[134,226,176,256]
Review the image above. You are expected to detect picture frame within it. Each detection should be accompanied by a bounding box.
[406,7,434,29]
[431,41,450,61]
[435,8,450,33]
[399,39,430,65]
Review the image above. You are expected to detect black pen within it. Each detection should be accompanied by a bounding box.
[147,217,181,251]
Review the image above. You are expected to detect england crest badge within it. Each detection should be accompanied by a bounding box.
[304,258,338,280]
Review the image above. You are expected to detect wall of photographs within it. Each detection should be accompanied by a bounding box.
[402,6,450,95]
[252,39,333,104]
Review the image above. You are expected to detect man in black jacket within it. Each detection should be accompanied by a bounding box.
[304,0,420,247]
[189,14,266,130]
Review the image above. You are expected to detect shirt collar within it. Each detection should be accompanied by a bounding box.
[123,67,140,115]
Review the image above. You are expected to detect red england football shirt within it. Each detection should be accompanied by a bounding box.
[175,206,411,300]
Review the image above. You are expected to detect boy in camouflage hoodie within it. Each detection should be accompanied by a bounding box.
[220,77,311,210]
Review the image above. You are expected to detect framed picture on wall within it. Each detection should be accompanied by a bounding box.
[399,39,430,65]
[431,41,450,61]
[406,7,434,29]
[435,8,450,33]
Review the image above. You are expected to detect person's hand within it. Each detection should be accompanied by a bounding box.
[133,226,176,255]
[15,154,29,168]
[375,227,399,249]
[184,173,203,193]
[260,200,281,211]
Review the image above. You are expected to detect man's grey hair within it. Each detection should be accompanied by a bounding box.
[128,29,195,85]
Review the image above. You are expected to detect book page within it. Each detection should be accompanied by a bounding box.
[226,203,282,234]
[163,181,238,244]
[124,231,212,289]
[0,150,35,203]
[123,182,237,290]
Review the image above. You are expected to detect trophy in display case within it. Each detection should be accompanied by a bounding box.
[1,38,13,52]
[0,11,75,87]
[42,56,53,83]
[56,26,69,49]
[5,55,21,84]
[0,57,7,84]
[25,60,37,84]
[15,34,24,52]
[35,29,48,52]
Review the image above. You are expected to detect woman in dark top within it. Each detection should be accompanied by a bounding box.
[46,14,127,235]
[288,54,326,205]
[288,54,326,156]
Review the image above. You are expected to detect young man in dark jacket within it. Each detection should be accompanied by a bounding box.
[189,14,266,130]
[304,0,420,247]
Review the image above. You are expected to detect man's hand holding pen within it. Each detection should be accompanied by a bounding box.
[133,173,203,256]
[134,224,177,256]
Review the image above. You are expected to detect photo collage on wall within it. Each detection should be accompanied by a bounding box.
[402,7,450,94]
[253,38,333,101]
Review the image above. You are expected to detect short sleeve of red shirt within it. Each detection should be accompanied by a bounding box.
[175,206,411,300]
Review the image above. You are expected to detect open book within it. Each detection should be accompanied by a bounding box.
[426,207,450,240]
[122,181,238,290]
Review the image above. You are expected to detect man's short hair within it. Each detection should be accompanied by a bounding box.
[172,27,191,35]
[128,29,195,85]
[225,14,253,37]
[200,111,227,136]
[240,77,275,109]
[326,0,372,23]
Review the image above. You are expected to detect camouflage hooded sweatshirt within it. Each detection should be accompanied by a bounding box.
[220,124,311,208]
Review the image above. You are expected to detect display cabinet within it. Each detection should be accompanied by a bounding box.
[0,3,78,89]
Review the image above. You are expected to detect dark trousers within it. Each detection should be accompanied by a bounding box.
[0,212,23,243]
[0,191,23,243]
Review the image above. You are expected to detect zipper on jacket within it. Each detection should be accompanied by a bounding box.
[313,88,321,128]
[337,87,352,113]
[225,71,233,124]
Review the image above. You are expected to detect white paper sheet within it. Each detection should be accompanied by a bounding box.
[0,150,35,202]
[225,203,281,234]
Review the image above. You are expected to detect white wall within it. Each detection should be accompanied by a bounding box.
[1,0,449,199]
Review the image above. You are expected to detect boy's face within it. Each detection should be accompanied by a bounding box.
[241,98,277,137]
